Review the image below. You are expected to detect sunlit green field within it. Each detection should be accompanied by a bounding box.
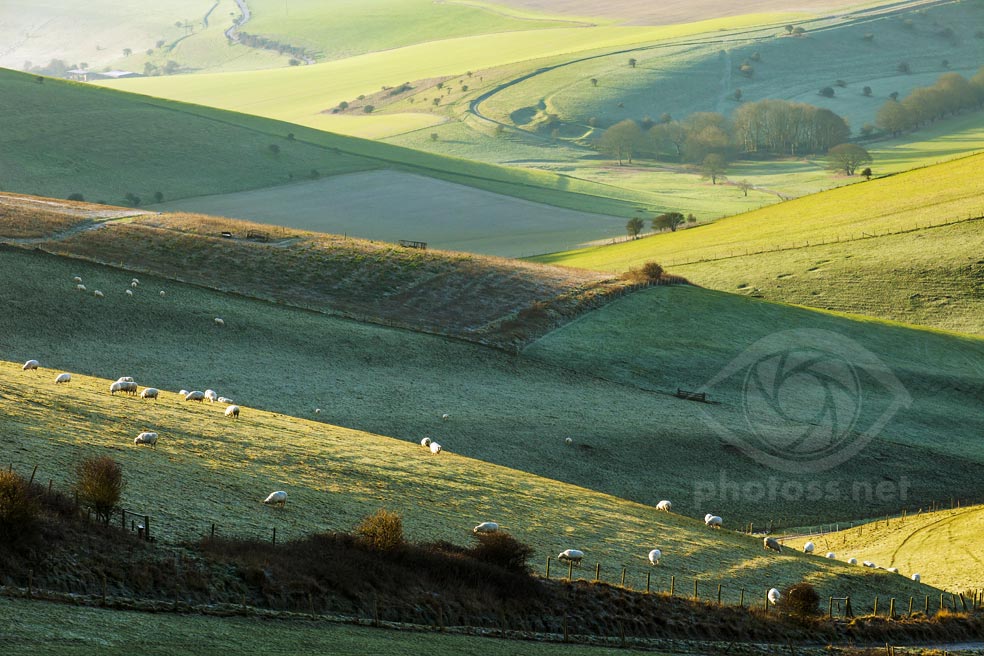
[531,153,984,270]
[786,505,984,593]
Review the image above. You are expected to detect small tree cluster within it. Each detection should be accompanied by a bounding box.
[781,582,821,617]
[0,470,39,545]
[356,509,405,551]
[468,532,533,574]
[75,456,125,524]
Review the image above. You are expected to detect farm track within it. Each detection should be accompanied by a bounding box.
[889,507,984,570]
[467,0,956,135]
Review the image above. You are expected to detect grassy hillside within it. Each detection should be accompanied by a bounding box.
[0,67,649,220]
[2,244,983,525]
[523,285,984,516]
[786,505,984,593]
[531,153,984,269]
[0,360,933,605]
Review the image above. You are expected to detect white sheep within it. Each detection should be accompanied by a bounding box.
[23,359,40,372]
[93,290,104,298]
[803,541,815,554]
[185,390,206,402]
[704,514,723,528]
[441,413,449,421]
[204,389,218,403]
[656,500,672,512]
[558,549,584,566]
[263,491,287,507]
[131,281,138,288]
[848,558,858,565]
[912,573,921,583]
[564,437,573,445]
[179,389,189,396]
[314,408,322,414]
[420,437,432,447]
[159,290,166,297]
[887,567,899,574]
[54,373,71,384]
[764,537,782,553]
[214,317,225,327]
[217,397,232,404]
[863,561,876,568]
[134,431,158,448]
[76,284,87,292]
[768,588,781,605]
[473,521,499,534]
[140,388,159,400]
[429,442,442,454]
[125,289,133,296]
[826,552,836,559]
[225,405,240,418]
[72,276,82,283]
[116,377,134,383]
[110,381,137,395]
[648,548,662,565]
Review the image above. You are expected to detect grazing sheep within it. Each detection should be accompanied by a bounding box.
[263,491,287,507]
[131,281,138,288]
[704,514,723,528]
[224,405,240,418]
[314,408,322,414]
[214,317,224,327]
[848,558,858,565]
[473,521,499,534]
[93,290,104,298]
[159,290,166,297]
[656,500,672,512]
[564,437,573,445]
[429,442,442,454]
[54,373,71,384]
[76,284,86,292]
[887,567,899,574]
[23,359,40,372]
[116,377,134,383]
[140,388,159,400]
[125,289,133,297]
[204,389,218,403]
[768,588,781,605]
[764,537,782,553]
[179,389,189,396]
[803,541,815,554]
[648,548,662,565]
[185,390,206,402]
[558,549,584,566]
[420,437,432,447]
[826,552,836,559]
[110,381,138,395]
[217,397,232,404]
[912,573,921,583]
[441,413,450,421]
[134,431,158,448]
[72,276,82,283]
[863,561,876,568]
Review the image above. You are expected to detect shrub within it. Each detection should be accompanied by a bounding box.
[862,86,872,97]
[75,456,125,524]
[897,61,911,74]
[819,86,835,98]
[268,143,280,154]
[640,261,664,281]
[356,509,404,551]
[0,470,39,545]
[782,582,821,617]
[363,105,374,113]
[153,191,164,203]
[468,532,533,575]
[124,192,141,207]
[338,101,348,110]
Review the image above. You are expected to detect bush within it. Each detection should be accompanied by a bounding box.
[468,532,533,575]
[356,509,404,551]
[782,582,821,617]
[819,86,835,98]
[0,470,39,545]
[75,456,124,524]
[641,261,664,281]
[124,192,141,207]
[363,105,374,113]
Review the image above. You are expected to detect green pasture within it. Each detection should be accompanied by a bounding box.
[155,170,628,257]
[0,597,663,656]
[530,152,984,271]
[3,248,984,527]
[786,505,984,593]
[673,218,984,335]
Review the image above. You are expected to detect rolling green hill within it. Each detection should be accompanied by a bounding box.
[531,153,984,333]
[786,505,984,593]
[0,359,937,606]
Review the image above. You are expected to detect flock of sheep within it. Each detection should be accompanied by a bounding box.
[71,274,167,300]
[770,539,921,583]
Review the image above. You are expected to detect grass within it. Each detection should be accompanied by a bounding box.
[0,597,668,656]
[785,505,984,593]
[2,245,983,527]
[530,152,984,271]
[672,218,984,335]
[0,68,650,221]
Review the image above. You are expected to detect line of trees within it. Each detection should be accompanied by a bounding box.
[876,68,984,135]
[597,99,852,167]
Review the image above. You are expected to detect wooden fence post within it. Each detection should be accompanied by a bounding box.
[211,522,216,539]
[272,527,276,544]
[889,598,895,619]
[925,596,930,614]
[908,597,913,617]
[545,556,551,579]
[845,597,853,618]
[874,596,879,616]
[144,515,150,541]
[594,562,600,583]
[646,571,651,593]
[670,575,675,596]
[693,579,698,601]
[739,588,744,608]
[568,560,573,582]
[620,567,626,588]
[828,596,833,618]
[717,584,722,606]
